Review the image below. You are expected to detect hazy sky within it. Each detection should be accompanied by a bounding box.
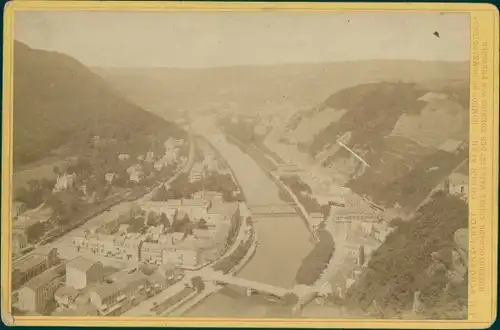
[14,11,470,68]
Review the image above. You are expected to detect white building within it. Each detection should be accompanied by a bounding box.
[105,173,117,185]
[66,256,104,290]
[145,151,155,163]
[190,163,205,183]
[53,173,77,192]
[446,172,469,201]
[117,154,130,161]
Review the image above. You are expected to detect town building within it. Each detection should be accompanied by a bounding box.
[329,199,381,238]
[105,172,117,185]
[12,247,59,289]
[118,154,130,161]
[190,162,205,183]
[13,204,52,245]
[113,234,144,261]
[145,151,155,163]
[18,268,64,313]
[445,171,469,201]
[53,172,77,192]
[54,285,80,309]
[147,264,184,290]
[203,152,218,172]
[164,138,184,151]
[140,199,210,223]
[66,257,104,290]
[89,271,150,316]
[127,165,144,183]
[141,242,168,265]
[207,201,240,228]
[343,231,381,266]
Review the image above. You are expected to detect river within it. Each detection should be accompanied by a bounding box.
[185,118,313,317]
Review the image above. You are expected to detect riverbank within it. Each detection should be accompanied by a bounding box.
[166,218,258,316]
[182,118,312,317]
[221,131,317,240]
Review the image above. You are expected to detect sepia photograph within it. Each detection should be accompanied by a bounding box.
[2,2,496,327]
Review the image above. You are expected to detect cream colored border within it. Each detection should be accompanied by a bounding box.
[2,2,498,328]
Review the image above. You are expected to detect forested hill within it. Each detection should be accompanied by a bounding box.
[281,79,469,210]
[13,41,185,169]
[345,192,468,319]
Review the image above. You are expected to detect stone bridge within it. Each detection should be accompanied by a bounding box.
[189,269,322,301]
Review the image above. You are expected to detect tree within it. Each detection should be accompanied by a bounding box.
[146,212,158,227]
[282,292,299,306]
[158,213,170,228]
[130,204,143,218]
[152,185,168,202]
[197,218,208,229]
[191,276,205,292]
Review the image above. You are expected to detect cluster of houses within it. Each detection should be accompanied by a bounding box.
[316,164,470,300]
[309,193,393,300]
[16,253,184,316]
[124,137,186,183]
[189,147,231,183]
[11,138,189,255]
[70,195,243,269]
[13,194,247,316]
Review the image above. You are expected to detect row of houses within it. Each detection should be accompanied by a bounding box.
[17,254,184,315]
[12,247,60,290]
[71,200,241,268]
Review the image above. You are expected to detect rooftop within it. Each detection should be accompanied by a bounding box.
[23,268,63,291]
[54,285,80,299]
[93,271,149,301]
[66,256,102,273]
[14,254,46,274]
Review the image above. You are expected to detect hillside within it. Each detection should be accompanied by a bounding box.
[13,41,185,169]
[94,60,469,119]
[278,78,469,210]
[345,192,468,319]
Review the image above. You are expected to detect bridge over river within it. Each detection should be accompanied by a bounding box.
[187,269,321,301]
[247,203,298,218]
[185,118,314,317]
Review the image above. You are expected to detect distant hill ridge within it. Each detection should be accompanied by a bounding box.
[13,41,184,168]
[94,60,469,118]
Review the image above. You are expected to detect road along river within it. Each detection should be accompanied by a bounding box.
[184,118,314,317]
